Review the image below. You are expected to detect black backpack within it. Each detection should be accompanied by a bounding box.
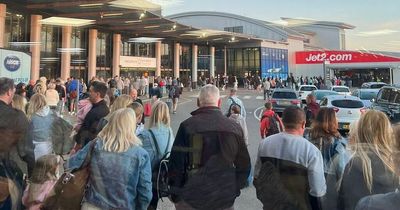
[149,129,171,200]
[226,97,241,117]
[261,114,282,137]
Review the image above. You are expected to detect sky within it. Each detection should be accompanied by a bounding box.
[155,0,400,52]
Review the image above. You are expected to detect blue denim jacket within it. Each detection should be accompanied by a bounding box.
[67,139,152,210]
[138,124,174,169]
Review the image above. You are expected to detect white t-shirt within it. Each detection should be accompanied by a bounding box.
[255,132,326,197]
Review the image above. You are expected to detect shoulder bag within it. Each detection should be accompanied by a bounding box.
[42,139,97,210]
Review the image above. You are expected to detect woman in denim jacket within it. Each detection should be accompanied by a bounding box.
[138,101,174,210]
[68,108,152,210]
[27,94,56,160]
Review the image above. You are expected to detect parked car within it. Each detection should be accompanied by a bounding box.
[351,89,380,108]
[371,85,400,123]
[331,86,351,96]
[319,95,366,130]
[298,85,318,104]
[270,89,301,114]
[361,82,387,89]
[311,90,339,104]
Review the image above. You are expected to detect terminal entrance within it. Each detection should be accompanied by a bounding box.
[332,68,390,87]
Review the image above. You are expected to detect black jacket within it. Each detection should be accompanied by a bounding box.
[0,100,34,174]
[76,100,109,146]
[168,107,251,209]
[338,151,399,210]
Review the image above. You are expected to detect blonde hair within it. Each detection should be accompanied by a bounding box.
[353,110,395,192]
[27,94,47,119]
[33,82,46,95]
[110,94,133,113]
[98,108,141,153]
[12,94,27,114]
[148,101,170,128]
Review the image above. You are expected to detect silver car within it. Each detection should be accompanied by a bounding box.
[270,89,301,114]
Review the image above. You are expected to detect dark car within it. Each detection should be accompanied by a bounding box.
[270,89,301,114]
[371,85,400,123]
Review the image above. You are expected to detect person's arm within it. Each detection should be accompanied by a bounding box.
[136,152,152,210]
[138,131,156,168]
[16,114,35,175]
[66,141,92,170]
[307,150,327,197]
[233,131,251,190]
[168,124,189,203]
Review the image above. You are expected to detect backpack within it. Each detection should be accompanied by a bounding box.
[149,129,171,200]
[226,97,241,117]
[168,87,176,98]
[261,114,282,137]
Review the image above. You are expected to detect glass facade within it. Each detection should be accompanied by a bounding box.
[40,25,62,79]
[260,47,289,80]
[121,39,155,58]
[161,42,173,77]
[198,46,210,75]
[4,9,29,52]
[227,47,260,77]
[96,31,112,79]
[70,28,88,81]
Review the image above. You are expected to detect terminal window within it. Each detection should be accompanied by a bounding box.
[224,26,243,33]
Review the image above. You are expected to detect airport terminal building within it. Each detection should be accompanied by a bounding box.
[1,0,399,85]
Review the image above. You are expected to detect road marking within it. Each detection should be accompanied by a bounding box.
[243,95,251,99]
[256,96,264,100]
[254,106,265,121]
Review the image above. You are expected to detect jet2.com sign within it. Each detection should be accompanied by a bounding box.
[4,55,21,72]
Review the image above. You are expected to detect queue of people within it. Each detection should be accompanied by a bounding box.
[1,75,400,210]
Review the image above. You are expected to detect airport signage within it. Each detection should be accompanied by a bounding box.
[0,49,31,84]
[296,51,400,64]
[120,56,156,68]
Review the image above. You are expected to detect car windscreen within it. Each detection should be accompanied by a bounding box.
[370,84,386,89]
[332,99,364,108]
[315,92,338,100]
[300,86,317,91]
[360,91,378,100]
[333,87,349,92]
[272,92,297,99]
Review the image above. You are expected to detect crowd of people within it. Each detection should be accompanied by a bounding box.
[1,74,400,210]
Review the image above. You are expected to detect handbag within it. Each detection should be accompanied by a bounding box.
[42,140,97,210]
[144,103,152,117]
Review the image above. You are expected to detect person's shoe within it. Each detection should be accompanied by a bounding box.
[173,111,177,114]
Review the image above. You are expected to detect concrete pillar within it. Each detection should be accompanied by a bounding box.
[210,46,215,79]
[155,41,161,77]
[0,4,6,48]
[173,42,180,79]
[88,29,97,80]
[192,44,198,89]
[61,26,72,81]
[30,15,42,81]
[112,33,121,77]
[224,45,227,76]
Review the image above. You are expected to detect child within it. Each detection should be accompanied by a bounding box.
[128,102,145,135]
[229,105,248,145]
[73,98,92,132]
[22,155,62,210]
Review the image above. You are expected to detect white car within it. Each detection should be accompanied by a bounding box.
[331,86,351,96]
[298,85,318,103]
[319,95,366,130]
